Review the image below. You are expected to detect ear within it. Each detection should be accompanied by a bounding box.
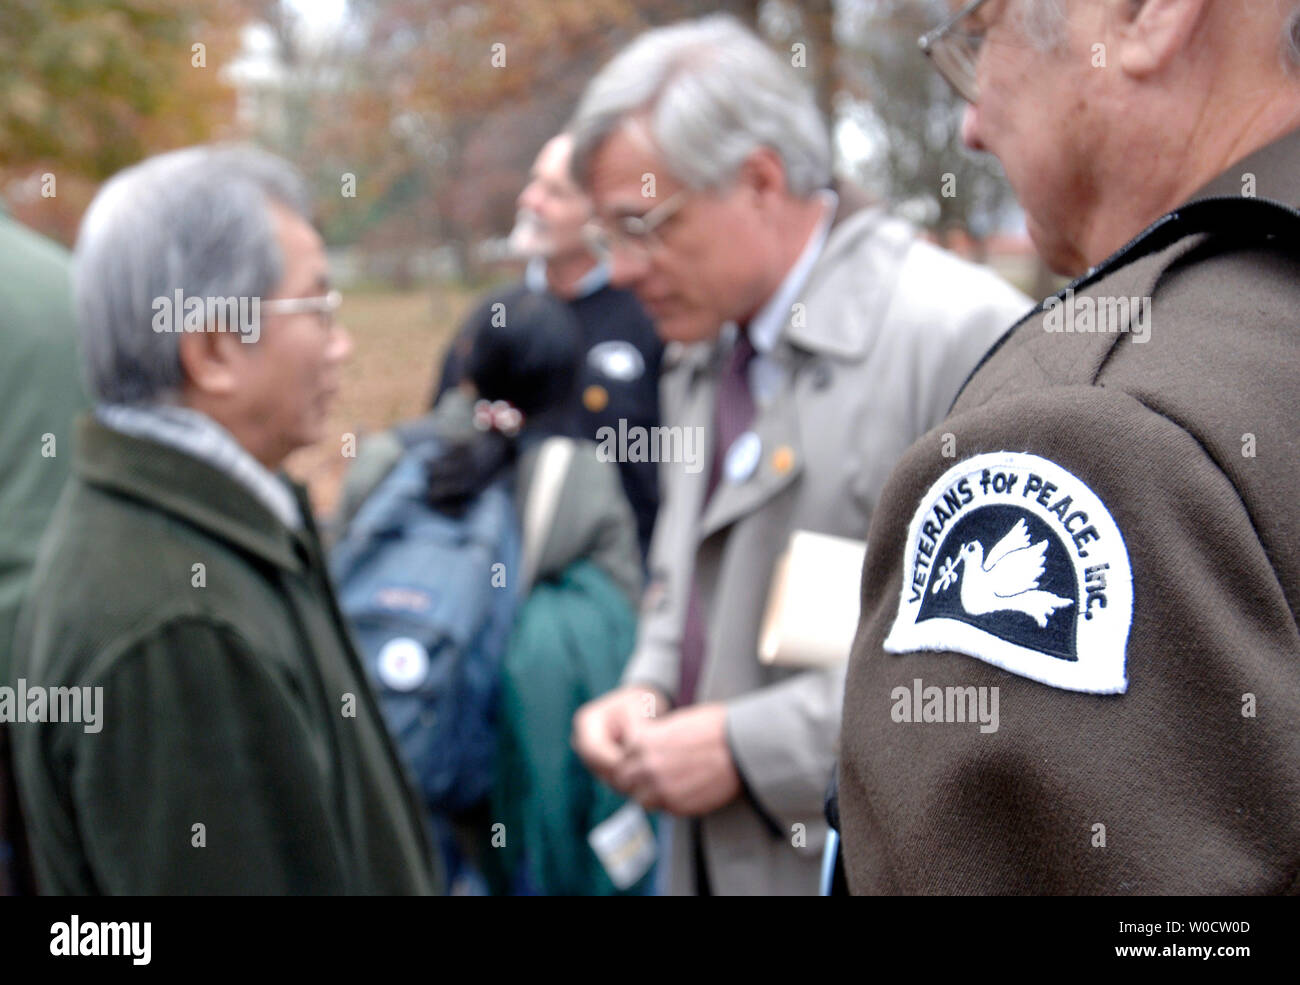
[177,328,244,398]
[735,146,790,209]
[1115,0,1210,77]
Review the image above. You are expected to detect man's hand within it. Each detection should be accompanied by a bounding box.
[612,703,743,817]
[572,685,668,788]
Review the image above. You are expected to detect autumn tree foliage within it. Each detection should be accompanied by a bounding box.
[254,0,777,281]
[839,0,1016,247]
[2,0,1016,274]
[0,0,247,243]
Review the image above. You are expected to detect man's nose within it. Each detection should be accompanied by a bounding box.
[518,180,540,213]
[961,103,984,152]
[330,321,354,362]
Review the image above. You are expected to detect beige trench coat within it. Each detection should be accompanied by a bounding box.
[622,201,1031,895]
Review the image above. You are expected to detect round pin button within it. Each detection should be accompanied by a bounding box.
[772,444,795,475]
[725,431,762,484]
[376,637,430,691]
[583,384,609,413]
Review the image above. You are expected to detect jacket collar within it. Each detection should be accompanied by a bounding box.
[953,124,1300,414]
[746,189,838,354]
[96,403,302,530]
[783,199,910,360]
[1190,123,1300,207]
[665,182,884,379]
[525,256,611,298]
[73,414,309,574]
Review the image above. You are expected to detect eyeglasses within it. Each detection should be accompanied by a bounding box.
[261,289,343,330]
[582,188,693,264]
[918,0,992,104]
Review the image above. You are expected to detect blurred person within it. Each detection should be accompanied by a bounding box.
[838,0,1300,893]
[0,208,87,895]
[434,133,664,560]
[337,286,650,895]
[566,13,1030,895]
[5,145,440,894]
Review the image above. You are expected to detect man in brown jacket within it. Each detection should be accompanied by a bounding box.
[839,0,1300,893]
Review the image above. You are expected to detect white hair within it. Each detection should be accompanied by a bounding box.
[74,144,310,404]
[568,13,832,197]
[1287,1,1300,71]
[1015,0,1069,50]
[1023,0,1300,72]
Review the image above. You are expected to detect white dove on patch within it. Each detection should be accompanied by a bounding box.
[932,518,1074,628]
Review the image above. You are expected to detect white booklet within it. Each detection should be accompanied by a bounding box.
[759,530,868,668]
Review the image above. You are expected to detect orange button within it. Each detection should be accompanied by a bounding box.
[772,445,795,475]
[583,384,609,413]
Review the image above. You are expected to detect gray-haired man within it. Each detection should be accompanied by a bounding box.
[5,145,440,894]
[839,0,1300,894]
[568,14,1030,895]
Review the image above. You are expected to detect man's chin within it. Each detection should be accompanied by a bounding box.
[508,228,552,260]
[1028,223,1088,279]
[653,312,722,346]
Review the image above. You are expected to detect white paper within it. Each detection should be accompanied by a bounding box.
[588,802,656,890]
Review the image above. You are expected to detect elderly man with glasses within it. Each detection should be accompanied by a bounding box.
[838,0,1300,894]
[4,145,441,894]
[567,14,1029,896]
[432,132,664,561]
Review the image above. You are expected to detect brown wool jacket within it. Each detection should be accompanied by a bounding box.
[839,127,1300,894]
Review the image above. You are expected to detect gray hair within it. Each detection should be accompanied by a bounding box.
[74,144,310,404]
[1021,0,1300,71]
[568,14,832,197]
[1287,1,1300,71]
[1015,0,1069,51]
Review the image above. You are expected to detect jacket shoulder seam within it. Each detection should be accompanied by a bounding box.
[80,611,266,686]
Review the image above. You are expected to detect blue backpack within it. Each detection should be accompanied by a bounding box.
[330,425,521,816]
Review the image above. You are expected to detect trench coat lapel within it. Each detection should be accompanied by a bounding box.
[663,343,720,550]
[698,347,805,542]
[694,191,875,543]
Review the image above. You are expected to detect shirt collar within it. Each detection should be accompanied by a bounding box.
[95,403,303,530]
[744,188,838,354]
[525,256,611,298]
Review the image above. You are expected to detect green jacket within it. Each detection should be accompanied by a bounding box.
[0,213,86,676]
[7,416,441,895]
[491,559,650,896]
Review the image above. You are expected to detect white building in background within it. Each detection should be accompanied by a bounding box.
[221,23,290,133]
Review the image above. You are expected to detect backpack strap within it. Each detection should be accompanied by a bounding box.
[391,415,444,449]
[954,195,1300,407]
[519,437,576,591]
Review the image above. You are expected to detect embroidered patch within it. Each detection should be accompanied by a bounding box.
[884,452,1132,694]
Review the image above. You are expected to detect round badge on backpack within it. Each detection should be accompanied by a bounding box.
[376,637,430,691]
